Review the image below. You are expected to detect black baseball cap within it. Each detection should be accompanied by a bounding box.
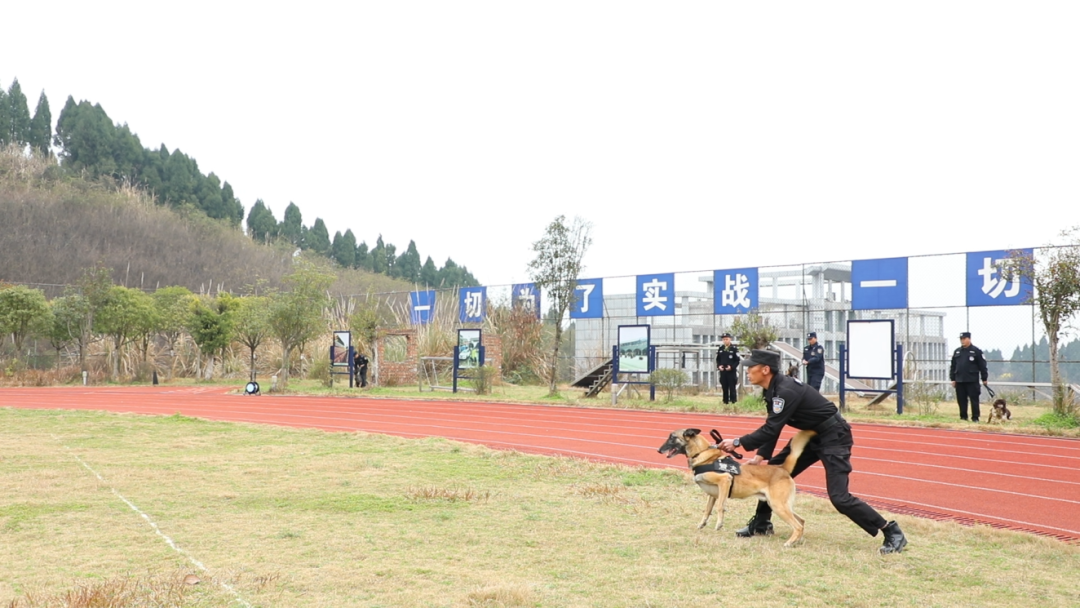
[807,332,817,339]
[741,349,780,369]
[721,332,732,339]
[960,332,971,339]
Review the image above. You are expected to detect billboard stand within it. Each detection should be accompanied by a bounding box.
[611,324,656,404]
[452,329,485,393]
[329,330,354,388]
[839,320,904,414]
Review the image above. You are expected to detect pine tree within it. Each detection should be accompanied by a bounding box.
[0,87,10,146]
[355,241,372,271]
[246,199,278,242]
[307,218,331,255]
[371,235,387,274]
[332,229,357,268]
[394,240,422,282]
[28,91,51,155]
[420,256,439,286]
[6,79,31,147]
[221,181,243,227]
[280,202,303,246]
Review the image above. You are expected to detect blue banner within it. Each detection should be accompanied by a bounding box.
[636,273,675,316]
[713,268,758,314]
[458,286,486,323]
[512,283,541,319]
[966,249,1033,307]
[570,278,604,319]
[852,257,908,310]
[409,290,435,325]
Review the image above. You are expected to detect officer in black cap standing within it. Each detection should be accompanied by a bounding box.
[950,332,988,422]
[802,332,825,390]
[719,349,907,554]
[715,333,740,404]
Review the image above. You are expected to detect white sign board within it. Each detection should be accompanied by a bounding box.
[847,320,895,380]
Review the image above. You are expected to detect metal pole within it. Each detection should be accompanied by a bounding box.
[1031,303,1037,402]
[839,344,846,412]
[896,343,904,415]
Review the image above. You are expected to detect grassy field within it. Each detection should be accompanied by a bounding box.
[2,407,1079,607]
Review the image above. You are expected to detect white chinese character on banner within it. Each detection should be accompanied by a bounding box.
[517,288,535,312]
[642,279,668,311]
[978,257,1020,299]
[721,273,751,308]
[465,291,483,318]
[575,283,595,313]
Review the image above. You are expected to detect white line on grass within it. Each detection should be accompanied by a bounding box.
[53,436,253,608]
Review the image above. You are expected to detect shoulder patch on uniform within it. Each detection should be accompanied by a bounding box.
[816,347,823,354]
[772,397,785,414]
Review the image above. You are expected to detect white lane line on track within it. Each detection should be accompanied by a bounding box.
[853,456,1080,487]
[53,436,252,608]
[798,484,1080,537]
[854,445,1080,471]
[850,470,1080,506]
[15,394,1080,453]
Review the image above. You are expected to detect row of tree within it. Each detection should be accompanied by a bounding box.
[2,76,481,286]
[0,262,335,385]
[0,78,51,154]
[246,201,479,287]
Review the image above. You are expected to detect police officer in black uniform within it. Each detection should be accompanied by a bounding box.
[715,333,740,404]
[354,350,369,388]
[719,349,907,554]
[950,332,988,422]
[802,332,825,390]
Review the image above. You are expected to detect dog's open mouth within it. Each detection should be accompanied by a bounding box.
[664,447,682,458]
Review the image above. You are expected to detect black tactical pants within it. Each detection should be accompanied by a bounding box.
[719,371,738,404]
[753,423,887,536]
[955,381,981,421]
[807,372,824,391]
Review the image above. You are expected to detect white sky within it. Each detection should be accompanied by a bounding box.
[4,1,1079,289]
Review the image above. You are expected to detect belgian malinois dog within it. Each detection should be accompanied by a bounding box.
[657,428,816,547]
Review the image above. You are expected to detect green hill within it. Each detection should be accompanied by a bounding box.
[0,148,410,297]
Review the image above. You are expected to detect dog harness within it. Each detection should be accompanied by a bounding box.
[693,456,741,477]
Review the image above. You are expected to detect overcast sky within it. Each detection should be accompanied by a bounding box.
[4,1,1078,288]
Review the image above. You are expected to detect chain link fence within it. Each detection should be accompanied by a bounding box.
[4,248,1078,401]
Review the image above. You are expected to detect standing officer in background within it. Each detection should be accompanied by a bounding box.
[802,332,825,390]
[719,349,907,554]
[354,350,370,388]
[950,332,988,422]
[716,333,740,404]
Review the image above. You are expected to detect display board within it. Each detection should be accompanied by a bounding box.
[617,325,651,373]
[457,329,481,370]
[331,331,351,367]
[846,320,895,380]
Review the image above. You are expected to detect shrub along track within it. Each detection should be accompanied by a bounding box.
[5,386,1078,543]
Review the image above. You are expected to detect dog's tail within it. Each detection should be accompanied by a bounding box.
[781,430,817,474]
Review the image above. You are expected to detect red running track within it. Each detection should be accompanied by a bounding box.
[4,386,1080,543]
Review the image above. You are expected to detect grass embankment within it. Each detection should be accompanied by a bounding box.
[2,408,1078,607]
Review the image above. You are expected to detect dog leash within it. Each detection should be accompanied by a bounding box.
[985,385,996,398]
[709,429,743,459]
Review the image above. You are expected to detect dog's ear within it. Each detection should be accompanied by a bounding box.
[685,429,701,437]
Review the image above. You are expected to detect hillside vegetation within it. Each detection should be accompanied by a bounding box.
[0,148,408,297]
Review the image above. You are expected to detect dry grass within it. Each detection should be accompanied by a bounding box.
[2,407,1079,607]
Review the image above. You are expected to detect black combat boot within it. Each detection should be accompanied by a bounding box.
[879,521,907,554]
[735,514,774,538]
